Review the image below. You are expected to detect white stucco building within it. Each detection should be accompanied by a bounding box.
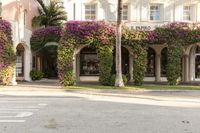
[62,0,200,83]
[64,0,200,30]
[2,0,200,84]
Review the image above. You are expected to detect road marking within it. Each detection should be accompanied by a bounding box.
[16,112,33,118]
[0,109,39,111]
[0,112,33,118]
[0,120,25,123]
[38,103,48,106]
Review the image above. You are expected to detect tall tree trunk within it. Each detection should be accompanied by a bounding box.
[115,0,124,87]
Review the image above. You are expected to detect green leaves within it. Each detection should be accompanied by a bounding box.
[32,0,67,27]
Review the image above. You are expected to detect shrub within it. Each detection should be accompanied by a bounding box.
[30,70,44,81]
[166,43,182,85]
[132,44,147,86]
[0,66,14,85]
[0,20,15,85]
[97,45,113,85]
[110,74,128,86]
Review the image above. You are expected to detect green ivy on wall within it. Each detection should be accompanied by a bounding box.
[97,45,113,85]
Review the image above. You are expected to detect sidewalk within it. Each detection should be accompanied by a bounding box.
[1,82,200,101]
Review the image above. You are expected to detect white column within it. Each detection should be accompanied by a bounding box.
[155,54,161,82]
[24,49,32,81]
[182,56,185,82]
[129,54,133,82]
[12,68,18,85]
[73,52,76,83]
[76,54,80,82]
[184,55,189,82]
[12,50,17,85]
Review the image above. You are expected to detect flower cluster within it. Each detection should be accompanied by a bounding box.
[0,20,12,69]
[32,26,62,38]
[31,26,62,51]
[0,20,15,85]
[0,20,12,39]
[64,21,115,46]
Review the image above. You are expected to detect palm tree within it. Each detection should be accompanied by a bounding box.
[32,0,67,27]
[115,0,124,87]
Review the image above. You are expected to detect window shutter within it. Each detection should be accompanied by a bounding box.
[175,4,183,21]
[190,4,196,21]
[107,3,117,21]
[131,0,137,21]
[198,3,200,21]
[141,2,148,21]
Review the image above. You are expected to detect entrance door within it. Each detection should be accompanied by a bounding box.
[16,44,25,80]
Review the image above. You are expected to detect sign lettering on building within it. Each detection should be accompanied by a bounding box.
[131,26,152,31]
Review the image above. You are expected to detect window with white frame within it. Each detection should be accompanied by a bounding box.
[150,5,161,21]
[122,5,129,20]
[183,6,191,21]
[85,4,96,20]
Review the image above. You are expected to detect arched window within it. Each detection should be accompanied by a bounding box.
[80,46,99,76]
[161,47,167,77]
[112,47,129,76]
[145,47,156,77]
[195,46,200,78]
[16,44,25,77]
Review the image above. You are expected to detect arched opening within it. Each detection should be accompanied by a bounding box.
[161,47,167,77]
[195,46,200,79]
[145,47,156,77]
[32,44,58,79]
[80,46,99,76]
[16,44,25,80]
[112,46,129,77]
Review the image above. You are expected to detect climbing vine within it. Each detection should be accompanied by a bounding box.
[31,21,200,86]
[58,21,115,86]
[0,20,15,85]
[122,29,148,85]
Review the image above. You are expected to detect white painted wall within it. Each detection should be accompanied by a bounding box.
[65,0,200,30]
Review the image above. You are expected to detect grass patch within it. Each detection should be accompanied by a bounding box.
[65,84,200,90]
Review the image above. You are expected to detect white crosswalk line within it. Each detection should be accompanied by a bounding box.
[0,97,49,123]
[0,120,26,123]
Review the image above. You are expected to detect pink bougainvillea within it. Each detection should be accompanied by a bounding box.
[31,26,62,51]
[64,21,115,46]
[0,20,15,85]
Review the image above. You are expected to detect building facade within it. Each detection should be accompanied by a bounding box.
[2,0,200,84]
[65,0,200,30]
[2,0,38,84]
[63,0,200,83]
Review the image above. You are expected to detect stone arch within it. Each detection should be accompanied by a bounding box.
[35,41,59,79]
[189,43,200,81]
[15,43,31,81]
[74,45,99,82]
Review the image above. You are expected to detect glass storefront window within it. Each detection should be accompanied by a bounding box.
[145,47,155,77]
[80,47,99,76]
[195,46,200,78]
[16,44,24,77]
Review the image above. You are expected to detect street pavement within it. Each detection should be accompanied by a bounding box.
[0,92,200,133]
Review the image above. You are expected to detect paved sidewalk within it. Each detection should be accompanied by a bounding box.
[1,82,200,100]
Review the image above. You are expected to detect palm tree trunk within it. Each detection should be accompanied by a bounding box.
[115,0,124,87]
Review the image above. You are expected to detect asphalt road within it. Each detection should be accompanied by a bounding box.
[0,95,200,133]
